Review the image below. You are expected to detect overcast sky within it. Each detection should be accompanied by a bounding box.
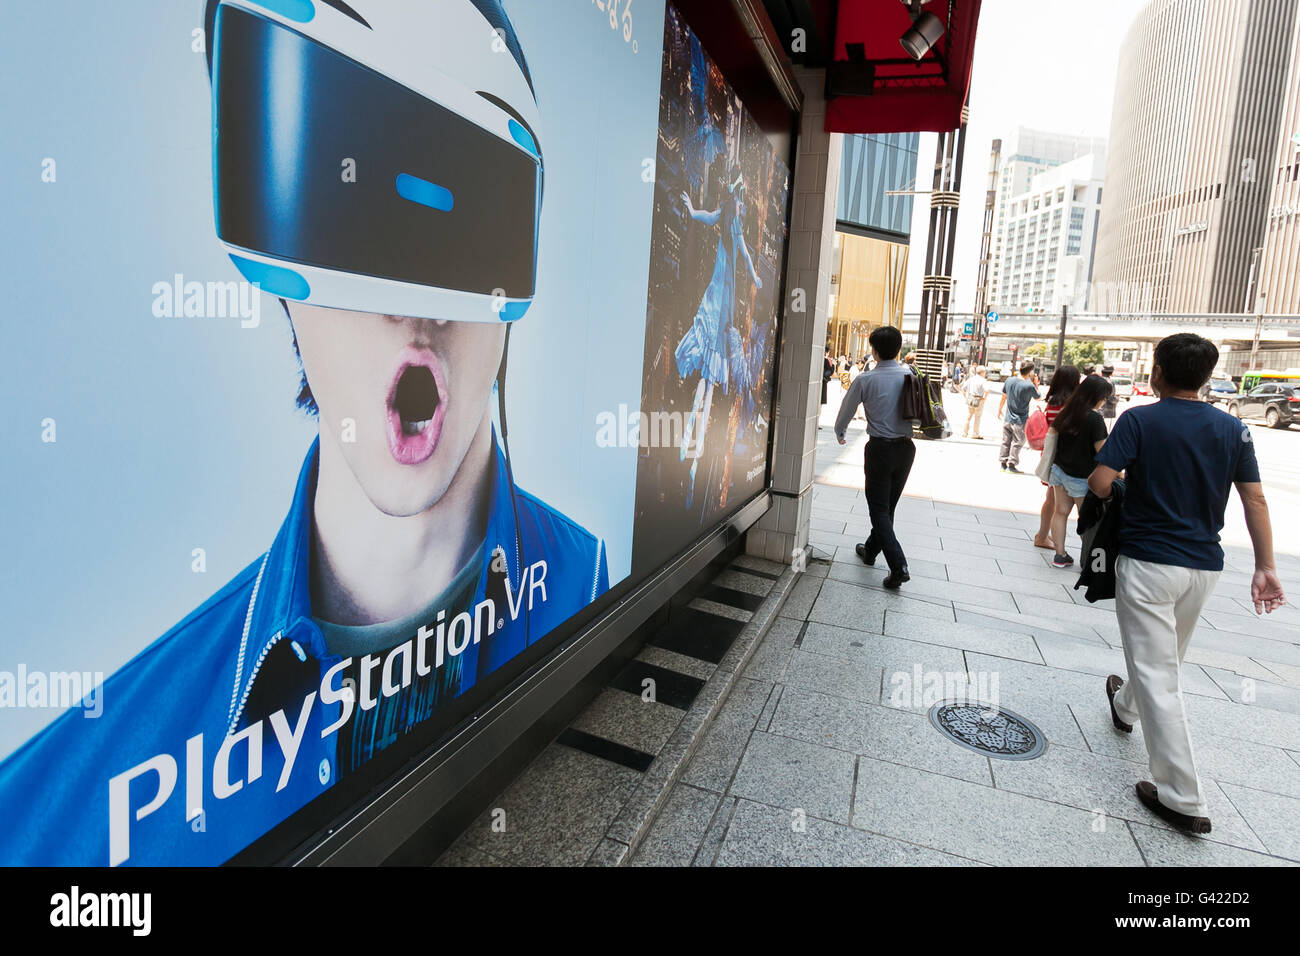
[899,0,1147,318]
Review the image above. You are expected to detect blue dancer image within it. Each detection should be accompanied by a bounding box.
[674,169,762,508]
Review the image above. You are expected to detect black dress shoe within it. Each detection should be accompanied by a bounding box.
[855,543,877,566]
[882,568,910,589]
[1135,781,1211,834]
[1106,675,1132,733]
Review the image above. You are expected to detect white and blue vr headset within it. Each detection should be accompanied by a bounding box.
[206,0,543,322]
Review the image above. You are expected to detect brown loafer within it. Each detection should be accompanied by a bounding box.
[1135,781,1212,834]
[1106,675,1132,733]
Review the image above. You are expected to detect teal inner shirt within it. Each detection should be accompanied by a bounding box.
[315,542,484,775]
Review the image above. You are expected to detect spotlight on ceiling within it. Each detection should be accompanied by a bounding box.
[900,3,945,61]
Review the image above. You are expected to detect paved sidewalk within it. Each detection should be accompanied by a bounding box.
[628,449,1300,865]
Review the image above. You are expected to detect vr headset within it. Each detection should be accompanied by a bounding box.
[206,0,543,322]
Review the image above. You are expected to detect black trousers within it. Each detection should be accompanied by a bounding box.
[863,436,916,573]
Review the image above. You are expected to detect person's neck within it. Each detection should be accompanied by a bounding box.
[309,415,494,626]
[1160,390,1200,401]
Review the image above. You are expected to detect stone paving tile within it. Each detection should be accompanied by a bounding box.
[1202,593,1267,618]
[1258,659,1300,689]
[989,746,1267,853]
[809,577,954,629]
[691,796,739,867]
[732,554,787,577]
[1031,630,1130,677]
[1184,648,1285,683]
[767,684,869,753]
[713,568,776,597]
[955,604,1110,646]
[908,545,1011,573]
[569,687,684,756]
[1029,632,1228,700]
[1202,666,1300,715]
[458,743,642,866]
[829,550,950,584]
[1127,822,1298,867]
[944,564,1077,606]
[740,617,801,683]
[627,784,721,867]
[713,798,987,866]
[979,524,1036,542]
[833,566,1020,613]
[885,609,1045,663]
[810,516,848,534]
[800,621,968,680]
[1201,610,1300,645]
[778,573,825,620]
[941,537,1056,568]
[1191,625,1300,669]
[680,678,772,793]
[1191,731,1300,799]
[434,842,508,867]
[1069,698,1157,763]
[858,698,994,785]
[689,597,753,622]
[728,730,857,824]
[782,647,884,705]
[636,644,717,682]
[1185,695,1300,751]
[1217,784,1300,860]
[850,756,1145,866]
[1002,558,1085,585]
[932,526,996,546]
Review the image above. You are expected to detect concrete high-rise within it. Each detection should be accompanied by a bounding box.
[986,128,1108,312]
[1091,0,1299,315]
[1257,11,1300,314]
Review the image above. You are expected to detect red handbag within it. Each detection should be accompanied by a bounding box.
[1025,407,1048,451]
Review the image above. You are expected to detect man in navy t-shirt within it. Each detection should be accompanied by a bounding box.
[1089,333,1285,836]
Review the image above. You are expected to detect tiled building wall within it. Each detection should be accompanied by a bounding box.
[746,67,842,566]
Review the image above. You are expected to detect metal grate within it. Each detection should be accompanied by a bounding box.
[928,701,1047,760]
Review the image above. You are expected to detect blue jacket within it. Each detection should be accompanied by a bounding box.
[0,434,607,865]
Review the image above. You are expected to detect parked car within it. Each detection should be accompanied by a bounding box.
[1132,380,1153,397]
[1111,376,1133,400]
[1204,379,1238,404]
[1226,384,1299,428]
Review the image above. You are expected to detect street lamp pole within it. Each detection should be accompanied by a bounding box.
[1249,294,1265,370]
[1055,305,1069,371]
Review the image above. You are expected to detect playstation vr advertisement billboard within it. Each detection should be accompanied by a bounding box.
[0,0,790,866]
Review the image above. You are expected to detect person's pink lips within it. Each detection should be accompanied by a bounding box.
[385,346,448,466]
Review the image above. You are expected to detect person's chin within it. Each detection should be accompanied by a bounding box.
[361,463,456,518]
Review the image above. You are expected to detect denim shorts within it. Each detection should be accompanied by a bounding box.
[1049,463,1090,499]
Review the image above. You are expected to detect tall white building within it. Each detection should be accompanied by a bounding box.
[986,128,1107,313]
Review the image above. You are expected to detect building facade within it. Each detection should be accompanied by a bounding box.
[991,152,1107,314]
[1091,0,1299,315]
[1257,9,1300,313]
[986,128,1108,313]
[827,132,919,359]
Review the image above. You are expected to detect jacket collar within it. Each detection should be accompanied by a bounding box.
[243,429,520,670]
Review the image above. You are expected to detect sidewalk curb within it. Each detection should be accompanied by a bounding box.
[585,560,801,866]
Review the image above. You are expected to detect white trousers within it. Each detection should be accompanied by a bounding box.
[1112,555,1219,816]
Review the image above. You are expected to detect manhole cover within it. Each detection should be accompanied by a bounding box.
[927,701,1046,760]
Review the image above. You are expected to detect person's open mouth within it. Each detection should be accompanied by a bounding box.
[385,346,448,466]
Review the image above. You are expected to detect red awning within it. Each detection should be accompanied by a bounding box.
[825,0,982,133]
